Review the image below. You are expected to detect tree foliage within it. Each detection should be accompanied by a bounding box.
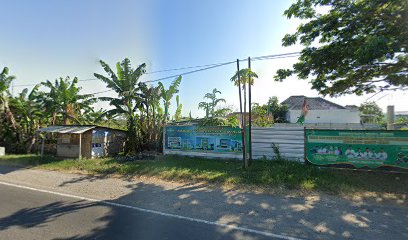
[276,0,408,96]
[198,88,227,118]
[359,101,384,123]
[158,76,182,122]
[251,97,288,127]
[95,59,147,153]
[40,77,96,125]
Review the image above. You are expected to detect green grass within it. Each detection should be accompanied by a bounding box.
[0,154,407,196]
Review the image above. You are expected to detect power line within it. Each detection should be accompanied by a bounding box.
[143,52,300,75]
[11,51,301,93]
[143,61,236,83]
[91,89,114,95]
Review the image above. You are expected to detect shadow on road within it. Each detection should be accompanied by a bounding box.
[0,201,96,230]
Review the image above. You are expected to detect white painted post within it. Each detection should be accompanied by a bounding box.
[78,134,82,160]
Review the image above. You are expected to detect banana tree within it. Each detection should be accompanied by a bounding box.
[158,76,182,152]
[199,88,226,117]
[158,76,182,123]
[174,95,183,121]
[41,76,96,125]
[10,86,45,152]
[0,67,20,144]
[94,58,146,153]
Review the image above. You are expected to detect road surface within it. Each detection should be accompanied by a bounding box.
[0,165,407,240]
[0,183,283,240]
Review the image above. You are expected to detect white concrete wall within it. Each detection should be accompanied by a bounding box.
[287,109,360,124]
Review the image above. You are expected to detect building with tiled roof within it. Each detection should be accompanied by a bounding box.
[281,96,360,124]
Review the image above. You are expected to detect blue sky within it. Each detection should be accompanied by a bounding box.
[1,0,406,117]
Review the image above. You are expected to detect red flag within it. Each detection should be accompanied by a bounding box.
[302,98,308,116]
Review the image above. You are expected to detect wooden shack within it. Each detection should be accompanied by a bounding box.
[37,125,126,159]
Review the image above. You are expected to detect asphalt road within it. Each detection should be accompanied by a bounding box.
[0,183,285,240]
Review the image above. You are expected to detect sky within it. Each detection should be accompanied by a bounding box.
[1,0,406,118]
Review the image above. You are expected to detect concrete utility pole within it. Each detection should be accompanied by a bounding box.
[236,59,247,168]
[248,57,252,166]
[387,105,395,130]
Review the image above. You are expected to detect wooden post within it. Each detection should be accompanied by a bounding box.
[162,125,166,154]
[248,57,253,166]
[237,59,246,168]
[78,133,82,160]
[40,137,45,163]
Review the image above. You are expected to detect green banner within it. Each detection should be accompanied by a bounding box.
[165,125,243,154]
[305,129,408,170]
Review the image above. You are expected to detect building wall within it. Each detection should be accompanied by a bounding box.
[287,109,360,124]
[91,128,126,158]
[57,131,92,158]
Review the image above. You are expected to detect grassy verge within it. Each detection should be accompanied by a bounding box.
[0,154,407,196]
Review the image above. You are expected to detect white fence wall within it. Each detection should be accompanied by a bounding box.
[287,109,361,124]
[251,127,304,162]
[274,123,381,130]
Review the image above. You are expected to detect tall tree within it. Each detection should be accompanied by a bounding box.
[231,69,258,117]
[230,68,258,168]
[276,0,408,96]
[94,58,146,153]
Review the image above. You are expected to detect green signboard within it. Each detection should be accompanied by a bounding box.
[305,129,408,171]
[165,125,243,154]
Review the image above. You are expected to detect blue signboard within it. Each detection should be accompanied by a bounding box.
[165,125,243,154]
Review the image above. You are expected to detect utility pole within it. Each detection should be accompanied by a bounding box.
[236,59,247,168]
[248,57,252,166]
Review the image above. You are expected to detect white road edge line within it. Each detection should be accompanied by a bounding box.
[0,181,305,240]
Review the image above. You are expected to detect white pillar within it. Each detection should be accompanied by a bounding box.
[387,105,395,130]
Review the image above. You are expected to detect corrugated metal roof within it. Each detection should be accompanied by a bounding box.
[37,125,97,134]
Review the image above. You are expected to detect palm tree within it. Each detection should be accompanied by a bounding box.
[94,58,146,153]
[41,76,96,125]
[230,69,258,119]
[230,68,258,168]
